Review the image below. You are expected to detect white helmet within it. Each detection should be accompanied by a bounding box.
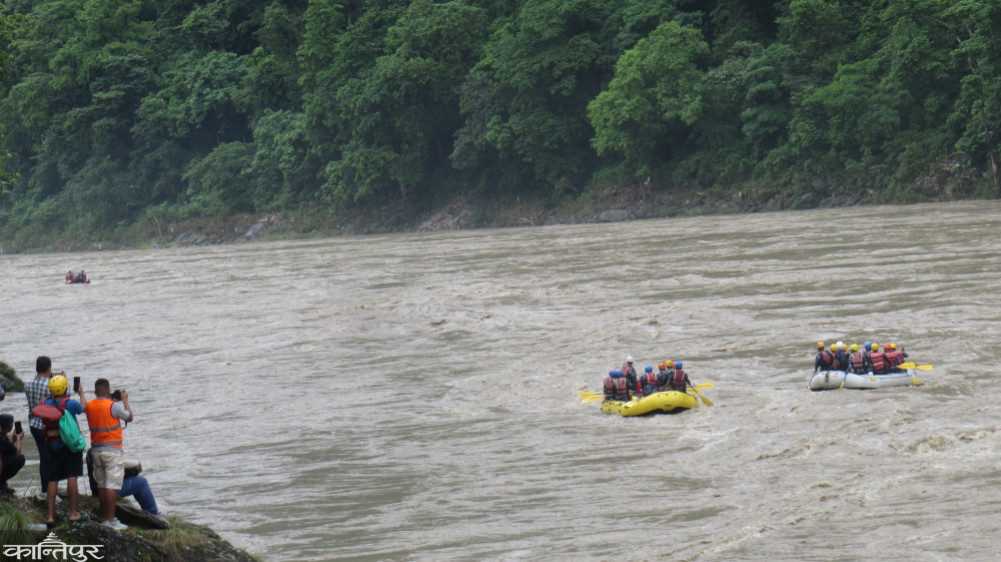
[626,355,634,363]
[836,340,844,350]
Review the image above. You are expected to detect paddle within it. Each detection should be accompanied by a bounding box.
[897,362,933,371]
[689,385,713,406]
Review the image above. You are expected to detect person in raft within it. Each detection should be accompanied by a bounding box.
[638,365,661,397]
[813,342,836,374]
[655,362,672,391]
[868,343,889,374]
[847,344,869,374]
[666,361,693,392]
[603,369,632,401]
[621,356,638,394]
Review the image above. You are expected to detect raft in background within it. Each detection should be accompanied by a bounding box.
[809,369,921,390]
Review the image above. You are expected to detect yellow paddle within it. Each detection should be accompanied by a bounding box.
[689,385,713,406]
[897,362,933,371]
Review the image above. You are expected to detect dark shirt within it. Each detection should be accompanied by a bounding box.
[0,434,17,458]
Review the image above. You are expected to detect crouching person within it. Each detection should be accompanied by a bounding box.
[0,414,26,495]
[87,451,159,516]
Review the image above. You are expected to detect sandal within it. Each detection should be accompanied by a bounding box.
[68,513,88,523]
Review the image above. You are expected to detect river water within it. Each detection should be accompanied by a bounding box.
[2,201,1000,560]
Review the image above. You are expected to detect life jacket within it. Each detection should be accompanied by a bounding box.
[604,377,629,399]
[820,350,835,367]
[885,350,903,366]
[86,398,123,448]
[639,372,658,395]
[612,377,630,399]
[42,398,69,444]
[670,369,687,389]
[849,351,865,370]
[869,351,887,373]
[622,364,638,382]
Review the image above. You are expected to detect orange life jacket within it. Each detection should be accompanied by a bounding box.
[869,351,888,373]
[86,398,123,448]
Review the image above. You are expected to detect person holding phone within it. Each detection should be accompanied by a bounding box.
[85,378,134,530]
[0,413,26,495]
[24,356,57,499]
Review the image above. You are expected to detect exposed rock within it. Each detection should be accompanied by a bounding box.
[116,503,169,530]
[418,195,473,231]
[0,494,255,562]
[244,222,267,239]
[0,361,24,392]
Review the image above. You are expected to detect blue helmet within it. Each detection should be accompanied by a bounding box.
[645,365,653,373]
[674,361,683,369]
[864,342,872,351]
[610,369,623,377]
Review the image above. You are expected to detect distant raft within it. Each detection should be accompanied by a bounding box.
[600,390,698,416]
[809,369,919,391]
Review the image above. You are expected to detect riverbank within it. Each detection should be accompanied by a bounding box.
[0,172,981,253]
[0,493,256,561]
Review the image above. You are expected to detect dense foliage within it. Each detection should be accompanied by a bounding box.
[0,0,999,241]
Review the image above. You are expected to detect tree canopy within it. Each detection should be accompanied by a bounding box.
[0,0,999,240]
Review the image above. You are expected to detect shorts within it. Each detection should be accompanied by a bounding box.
[90,448,125,489]
[48,446,84,481]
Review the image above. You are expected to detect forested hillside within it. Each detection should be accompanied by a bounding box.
[0,0,998,246]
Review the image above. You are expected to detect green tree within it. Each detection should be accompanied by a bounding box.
[939,0,1001,193]
[587,20,708,171]
[454,0,624,192]
[323,0,486,202]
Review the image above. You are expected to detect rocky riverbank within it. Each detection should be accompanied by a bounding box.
[0,494,256,562]
[0,172,976,253]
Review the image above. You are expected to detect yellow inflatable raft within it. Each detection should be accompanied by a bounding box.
[600,390,698,416]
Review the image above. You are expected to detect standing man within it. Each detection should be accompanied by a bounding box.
[85,378,133,530]
[0,414,26,495]
[42,374,87,526]
[24,356,55,500]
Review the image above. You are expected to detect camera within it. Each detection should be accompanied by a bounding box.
[73,376,81,392]
[111,390,122,401]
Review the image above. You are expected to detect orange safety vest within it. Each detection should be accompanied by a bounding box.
[86,398,123,448]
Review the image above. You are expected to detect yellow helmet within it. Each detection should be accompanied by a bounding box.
[817,342,825,349]
[48,375,68,396]
[871,343,879,352]
[850,344,858,351]
[891,343,898,350]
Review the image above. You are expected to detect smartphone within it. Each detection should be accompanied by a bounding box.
[14,421,22,434]
[73,376,81,392]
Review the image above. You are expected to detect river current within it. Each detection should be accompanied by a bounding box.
[2,201,1000,560]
